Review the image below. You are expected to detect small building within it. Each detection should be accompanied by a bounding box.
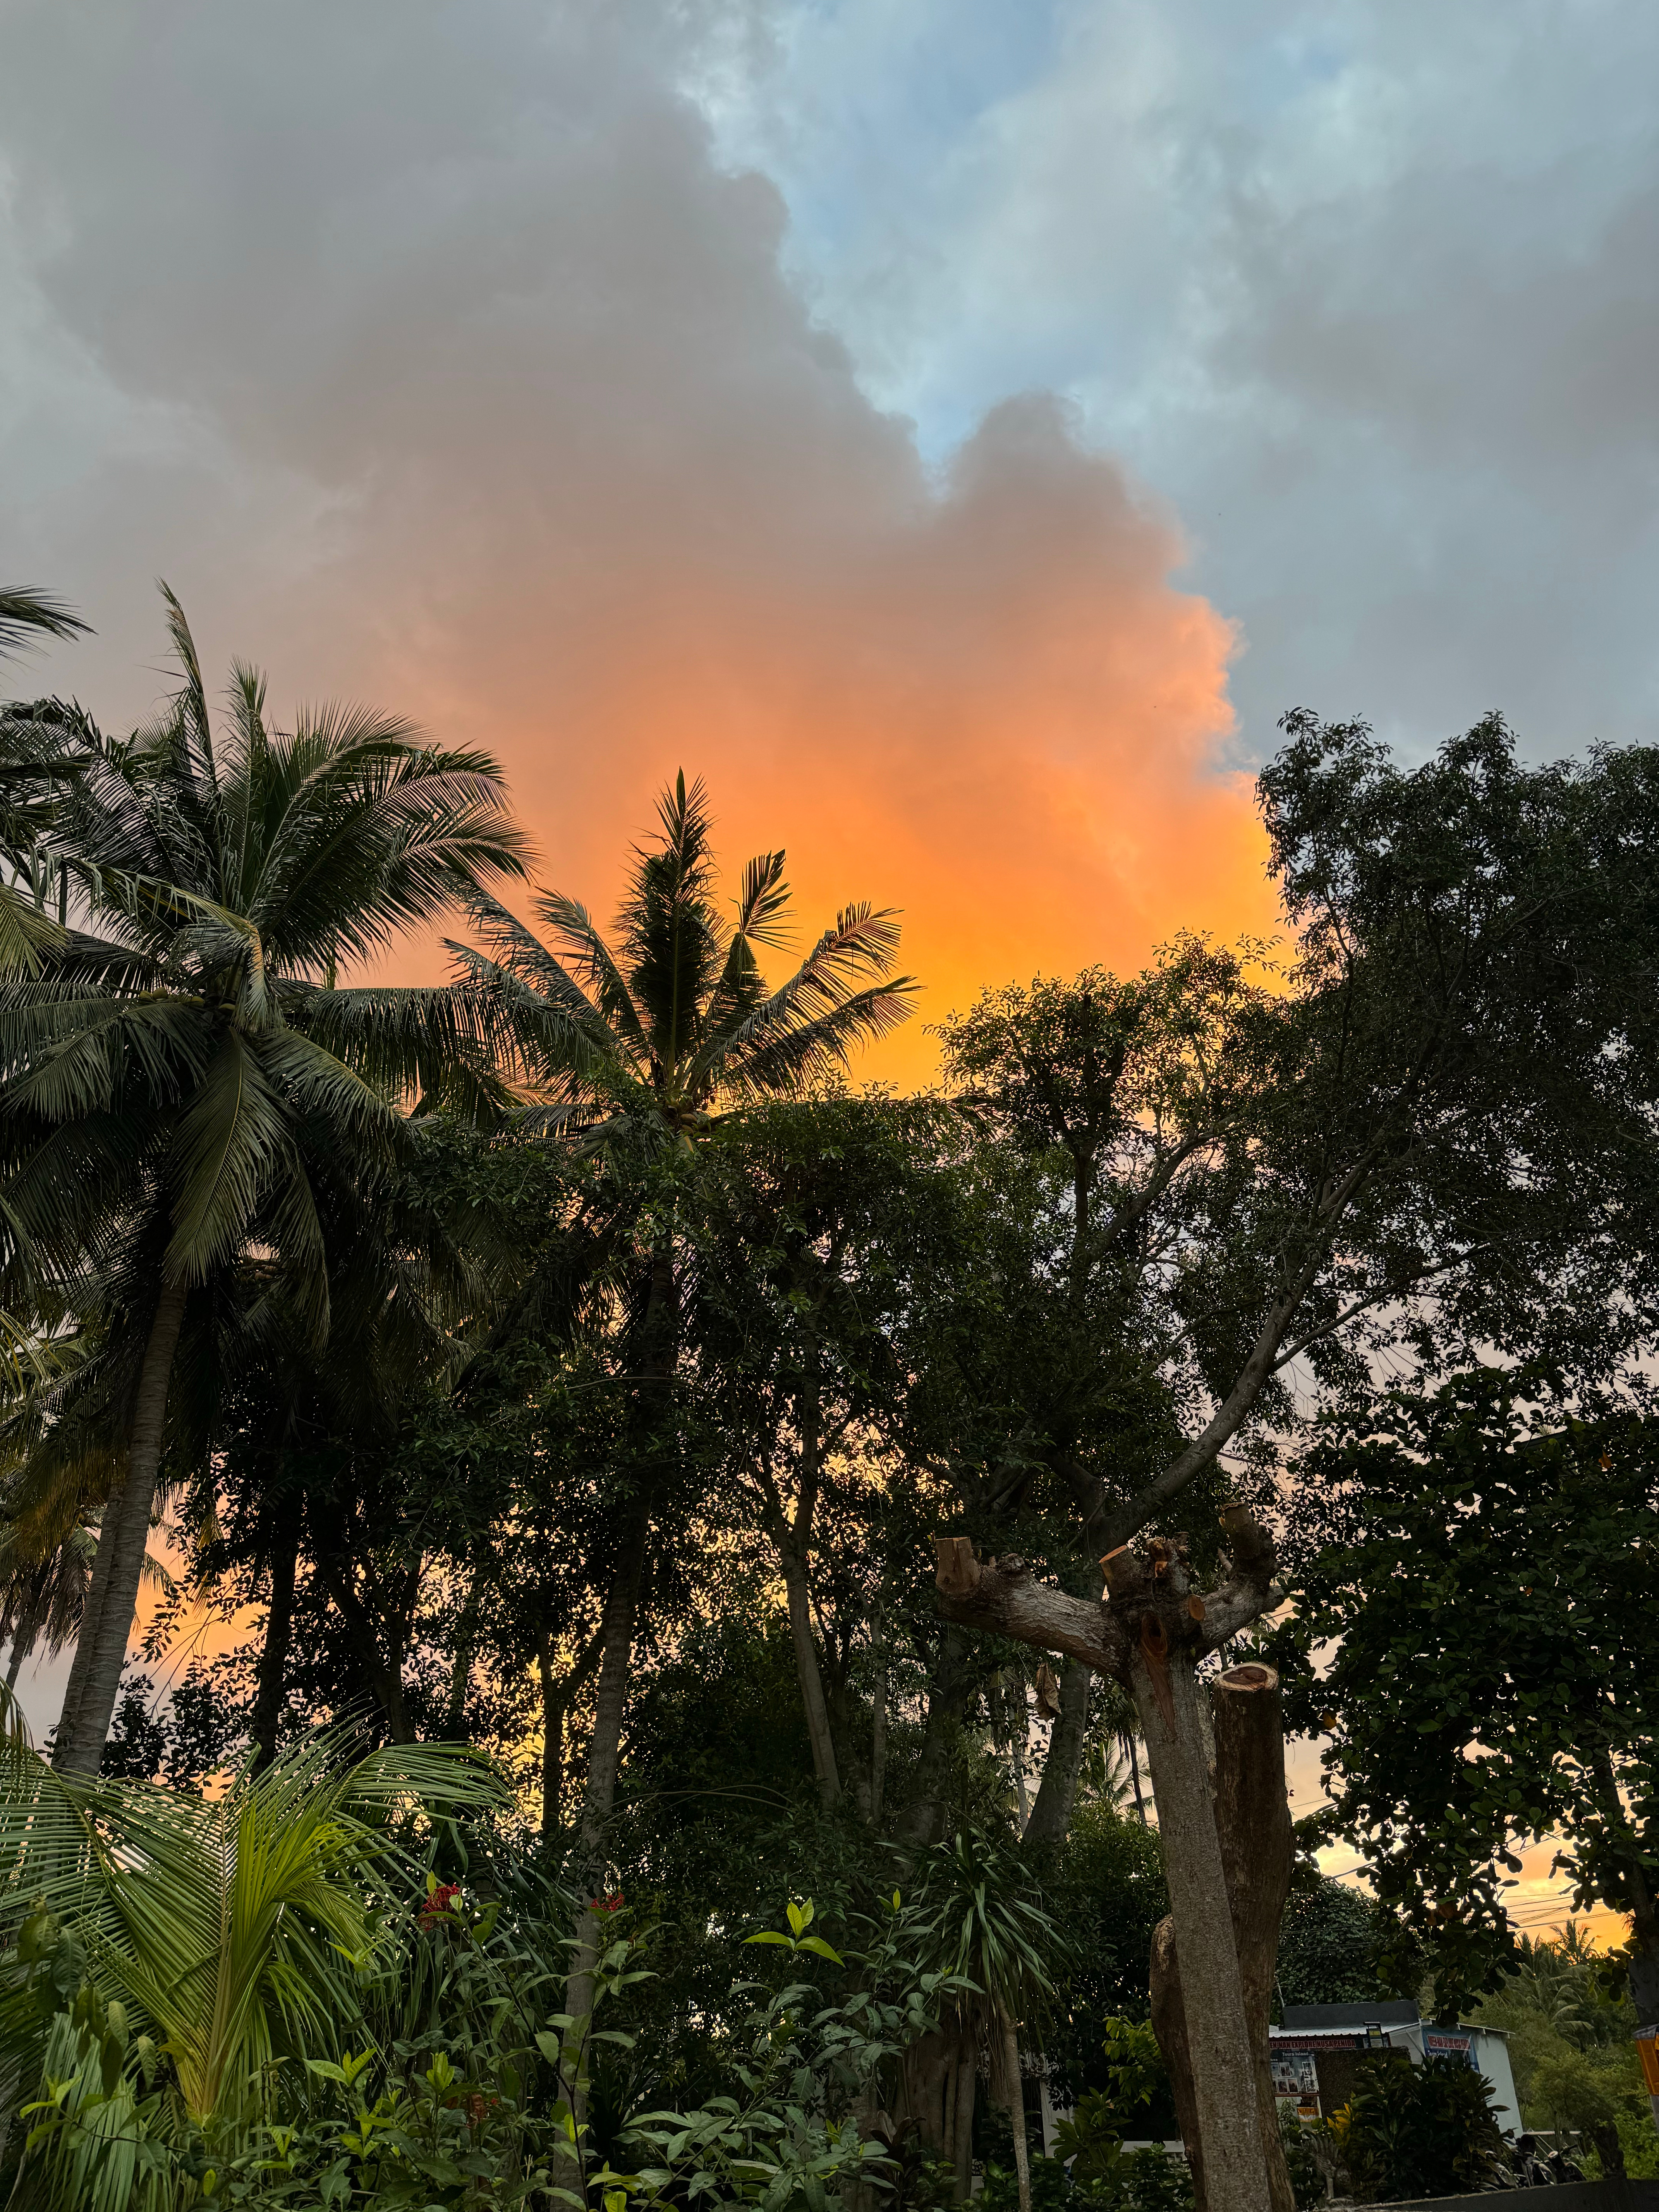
[1269,2001,1521,2134]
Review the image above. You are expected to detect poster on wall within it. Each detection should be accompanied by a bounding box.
[1424,2030,1477,2069]
[1270,2047,1321,2121]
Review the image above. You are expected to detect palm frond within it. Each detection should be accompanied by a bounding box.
[0,587,90,661]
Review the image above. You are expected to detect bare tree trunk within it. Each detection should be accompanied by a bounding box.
[444,1561,484,1735]
[4,1585,42,1692]
[951,2040,976,2202]
[781,1544,842,1810]
[250,1492,300,1773]
[870,1602,888,1826]
[311,1546,419,1743]
[1150,1666,1295,2212]
[562,1487,651,2086]
[999,2011,1032,2212]
[53,1281,187,1775]
[1213,1666,1295,2212]
[1130,1637,1271,2212]
[1025,1657,1091,1844]
[902,1624,972,1846]
[1125,1731,1148,1823]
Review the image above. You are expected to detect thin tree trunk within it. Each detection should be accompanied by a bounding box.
[1590,1744,1659,2032]
[870,1601,888,1826]
[4,1585,42,1692]
[445,1561,484,1735]
[782,1544,842,1810]
[902,1624,972,1846]
[1125,1731,1148,1823]
[1025,1657,1091,1844]
[250,1491,300,1773]
[1000,2011,1032,2212]
[310,1546,418,1745]
[538,1636,564,1846]
[951,2039,976,2202]
[536,1620,605,1847]
[53,1281,187,1774]
[1129,1637,1271,2212]
[563,1488,651,2051]
[1008,1683,1031,1832]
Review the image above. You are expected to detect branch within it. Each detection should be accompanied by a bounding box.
[933,1504,1279,1679]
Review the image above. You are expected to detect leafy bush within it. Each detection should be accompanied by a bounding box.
[1328,2053,1508,2202]
[981,2145,1193,2212]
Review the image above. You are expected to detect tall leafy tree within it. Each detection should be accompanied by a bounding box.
[452,771,913,2024]
[1279,1366,1659,2022]
[0,587,527,1772]
[934,714,1659,2212]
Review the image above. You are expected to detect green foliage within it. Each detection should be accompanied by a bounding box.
[1327,2054,1509,2203]
[1275,1878,1388,2012]
[1472,1926,1659,2176]
[1277,2109,1325,2212]
[980,2143,1193,2212]
[1278,1365,1659,2007]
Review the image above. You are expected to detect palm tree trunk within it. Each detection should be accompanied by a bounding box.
[52,1281,187,1775]
[250,1492,300,1773]
[781,1543,841,1810]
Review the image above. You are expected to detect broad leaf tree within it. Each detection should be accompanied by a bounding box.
[934,712,1659,2212]
[1278,1365,1659,2023]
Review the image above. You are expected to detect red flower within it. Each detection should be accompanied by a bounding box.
[419,1881,464,1930]
[589,1891,625,1915]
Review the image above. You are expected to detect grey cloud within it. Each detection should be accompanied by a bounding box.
[711,0,1659,758]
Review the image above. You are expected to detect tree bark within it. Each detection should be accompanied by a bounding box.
[537,1620,605,1846]
[931,1521,1282,2212]
[563,1486,652,2053]
[781,1542,842,1810]
[1025,1656,1092,1844]
[870,1602,888,1827]
[444,1561,484,1735]
[951,2039,976,2202]
[250,1490,300,1773]
[999,2010,1032,2212]
[1130,1640,1271,2212]
[901,1623,973,1847]
[310,1544,418,1744]
[1150,1664,1295,2212]
[52,1281,187,1774]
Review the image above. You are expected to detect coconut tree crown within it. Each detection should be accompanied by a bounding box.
[454,771,915,1150]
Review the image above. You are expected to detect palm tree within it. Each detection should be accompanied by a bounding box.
[0,1709,504,2201]
[926,1827,1061,2212]
[0,585,90,975]
[0,585,527,1774]
[452,770,913,2033]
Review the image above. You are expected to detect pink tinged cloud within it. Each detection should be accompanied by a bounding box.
[0,3,1270,1075]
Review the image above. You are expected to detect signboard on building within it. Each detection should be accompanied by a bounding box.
[1424,2030,1476,2069]
[1271,2047,1321,2121]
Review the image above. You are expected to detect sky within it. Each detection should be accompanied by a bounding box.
[5,1,1653,1087]
[0,3,1653,1927]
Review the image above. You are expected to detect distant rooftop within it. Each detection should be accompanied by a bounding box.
[1279,2001,1420,2030]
